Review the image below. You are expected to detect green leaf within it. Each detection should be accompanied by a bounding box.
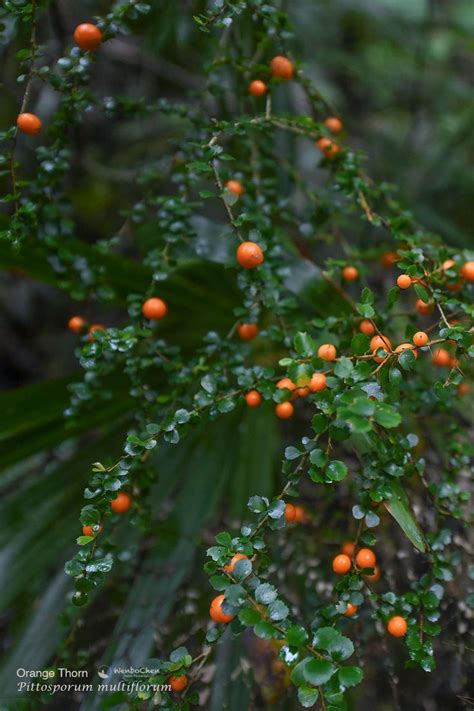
[303,659,337,685]
[326,460,348,482]
[338,665,363,688]
[286,625,309,647]
[298,686,319,707]
[374,402,401,429]
[384,481,427,552]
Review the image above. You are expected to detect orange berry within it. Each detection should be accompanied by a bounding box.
[341,541,355,557]
[413,331,428,347]
[359,320,375,336]
[294,505,306,522]
[248,80,267,96]
[324,116,343,134]
[332,554,352,575]
[342,265,359,282]
[275,401,294,419]
[355,548,376,570]
[344,603,358,617]
[397,274,412,289]
[82,524,102,537]
[364,565,381,583]
[142,297,168,320]
[169,675,188,693]
[238,323,258,340]
[236,241,264,269]
[17,112,42,135]
[446,281,462,292]
[318,343,337,361]
[461,261,474,282]
[292,386,310,400]
[110,491,132,514]
[277,378,296,391]
[432,348,451,367]
[416,298,434,315]
[74,23,103,51]
[226,179,244,196]
[309,372,327,392]
[87,323,106,341]
[457,382,469,396]
[210,594,234,623]
[316,137,340,158]
[245,390,262,408]
[285,503,297,522]
[395,343,418,360]
[442,259,456,271]
[370,335,392,352]
[68,315,86,334]
[270,55,294,80]
[387,615,407,638]
[224,553,248,573]
[380,251,398,268]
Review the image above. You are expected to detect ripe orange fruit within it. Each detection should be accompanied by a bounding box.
[396,274,412,289]
[324,116,343,134]
[395,343,418,360]
[245,390,262,408]
[292,386,310,399]
[224,553,248,572]
[370,335,392,352]
[275,402,294,419]
[341,541,355,557]
[82,524,102,537]
[87,323,106,341]
[17,113,42,135]
[318,343,337,361]
[359,320,375,336]
[210,594,234,623]
[236,241,264,269]
[380,252,398,268]
[364,565,381,583]
[248,80,267,96]
[457,382,469,396]
[416,298,434,315]
[387,615,407,637]
[461,261,474,282]
[432,348,451,367]
[442,259,456,271]
[294,505,306,523]
[309,373,327,392]
[413,331,428,347]
[110,491,132,513]
[277,378,296,391]
[355,548,376,569]
[332,554,352,575]
[226,180,244,196]
[270,55,294,80]
[285,503,296,522]
[68,315,86,334]
[142,297,168,320]
[169,675,188,692]
[316,137,340,158]
[238,323,258,340]
[74,23,103,51]
[344,603,358,617]
[342,266,359,282]
[446,281,462,292]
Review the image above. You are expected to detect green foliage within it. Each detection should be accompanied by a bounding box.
[0,0,472,709]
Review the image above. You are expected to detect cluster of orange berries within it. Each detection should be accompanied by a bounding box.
[81,491,132,536]
[16,24,103,136]
[316,115,344,159]
[68,297,168,338]
[396,259,474,291]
